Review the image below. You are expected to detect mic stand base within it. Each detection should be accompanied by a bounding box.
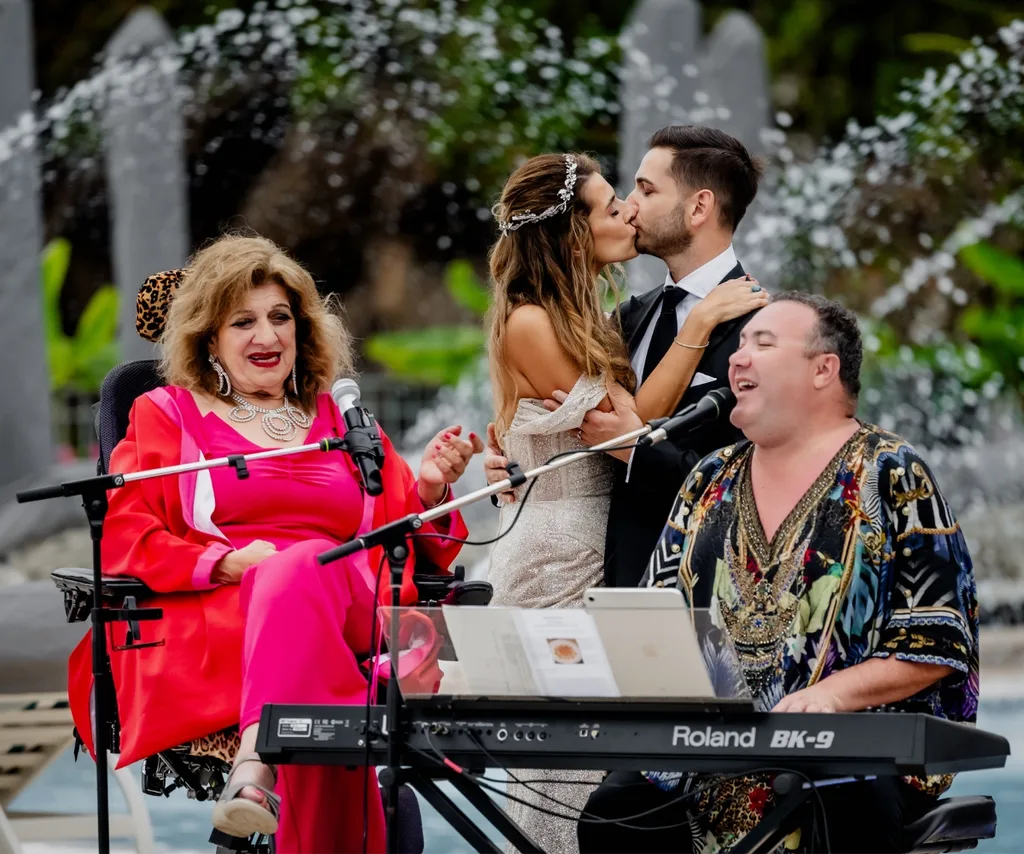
[85,489,112,854]
[80,485,161,854]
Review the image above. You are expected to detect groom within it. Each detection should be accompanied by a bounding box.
[485,125,763,588]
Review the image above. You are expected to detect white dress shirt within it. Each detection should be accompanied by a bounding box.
[625,244,738,481]
[629,243,738,383]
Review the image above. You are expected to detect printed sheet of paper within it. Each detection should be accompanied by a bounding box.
[513,608,621,698]
[440,606,539,696]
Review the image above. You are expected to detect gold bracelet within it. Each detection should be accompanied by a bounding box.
[673,337,710,349]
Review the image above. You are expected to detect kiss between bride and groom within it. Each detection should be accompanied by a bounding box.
[480,125,768,852]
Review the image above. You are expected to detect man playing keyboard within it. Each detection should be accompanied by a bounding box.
[579,293,979,853]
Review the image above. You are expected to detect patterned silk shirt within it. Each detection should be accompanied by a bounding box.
[640,424,979,851]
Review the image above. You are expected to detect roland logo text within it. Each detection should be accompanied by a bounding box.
[671,725,756,749]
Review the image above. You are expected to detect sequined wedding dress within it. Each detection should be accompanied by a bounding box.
[487,374,613,854]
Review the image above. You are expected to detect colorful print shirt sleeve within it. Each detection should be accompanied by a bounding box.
[640,448,732,591]
[872,445,979,699]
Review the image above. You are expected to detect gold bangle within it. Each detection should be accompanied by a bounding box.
[673,337,709,349]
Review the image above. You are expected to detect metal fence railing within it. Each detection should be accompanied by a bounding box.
[355,373,441,437]
[50,392,100,461]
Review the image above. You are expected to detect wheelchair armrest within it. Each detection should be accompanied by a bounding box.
[51,567,154,623]
[412,565,492,608]
[444,580,493,607]
[52,562,492,625]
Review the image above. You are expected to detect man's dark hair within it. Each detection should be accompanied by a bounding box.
[647,125,763,231]
[771,291,863,403]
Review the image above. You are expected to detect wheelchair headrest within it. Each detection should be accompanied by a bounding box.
[136,268,186,342]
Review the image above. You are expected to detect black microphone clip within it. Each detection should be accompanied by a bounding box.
[638,387,736,447]
[340,406,386,496]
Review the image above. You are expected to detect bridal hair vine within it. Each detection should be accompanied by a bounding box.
[497,154,579,235]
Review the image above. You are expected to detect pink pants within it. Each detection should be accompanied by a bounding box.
[240,539,385,853]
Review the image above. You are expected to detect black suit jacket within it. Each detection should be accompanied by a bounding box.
[603,261,754,588]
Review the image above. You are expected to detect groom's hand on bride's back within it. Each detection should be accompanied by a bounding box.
[484,422,517,504]
[541,390,566,413]
[545,387,640,463]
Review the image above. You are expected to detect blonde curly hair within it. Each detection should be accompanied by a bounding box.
[159,234,354,412]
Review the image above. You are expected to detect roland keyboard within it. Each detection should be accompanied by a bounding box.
[255,699,1010,778]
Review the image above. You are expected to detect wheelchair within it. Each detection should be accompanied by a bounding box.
[51,359,492,853]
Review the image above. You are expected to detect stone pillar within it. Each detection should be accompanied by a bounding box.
[103,6,189,362]
[617,0,772,293]
[618,0,704,294]
[0,0,55,499]
[702,10,772,274]
[701,12,771,158]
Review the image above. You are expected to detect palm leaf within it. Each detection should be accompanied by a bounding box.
[40,238,71,344]
[47,337,74,392]
[445,260,491,317]
[365,325,486,386]
[903,33,972,55]
[959,242,1024,297]
[74,285,120,358]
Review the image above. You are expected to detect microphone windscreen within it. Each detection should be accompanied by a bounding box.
[331,377,361,408]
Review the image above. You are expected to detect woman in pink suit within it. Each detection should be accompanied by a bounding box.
[67,235,483,852]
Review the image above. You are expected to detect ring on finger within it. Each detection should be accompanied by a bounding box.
[750,284,762,293]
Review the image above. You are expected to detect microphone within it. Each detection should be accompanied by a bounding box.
[638,387,736,447]
[331,378,385,496]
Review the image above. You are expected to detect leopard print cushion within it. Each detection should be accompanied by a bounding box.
[189,725,241,763]
[136,268,186,342]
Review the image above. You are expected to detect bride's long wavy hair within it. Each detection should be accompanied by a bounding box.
[488,153,635,444]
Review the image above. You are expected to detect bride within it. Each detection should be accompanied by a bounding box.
[485,152,762,852]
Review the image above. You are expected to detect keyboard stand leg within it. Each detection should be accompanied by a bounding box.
[404,770,502,853]
[730,776,810,854]
[442,769,546,854]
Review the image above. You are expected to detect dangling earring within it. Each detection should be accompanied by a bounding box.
[291,363,299,397]
[209,354,231,397]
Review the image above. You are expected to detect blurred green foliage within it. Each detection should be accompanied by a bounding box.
[34,0,1014,151]
[957,238,1024,400]
[29,0,1021,400]
[287,1,620,201]
[858,231,1024,447]
[41,239,120,394]
[365,261,490,385]
[365,259,627,386]
[757,17,1024,413]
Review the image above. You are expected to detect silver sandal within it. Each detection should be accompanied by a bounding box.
[212,752,281,838]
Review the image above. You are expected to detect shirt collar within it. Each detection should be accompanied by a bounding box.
[662,244,738,299]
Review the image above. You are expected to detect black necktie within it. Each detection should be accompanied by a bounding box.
[642,288,688,384]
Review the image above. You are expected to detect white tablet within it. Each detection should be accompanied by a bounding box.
[583,588,714,698]
[583,587,686,610]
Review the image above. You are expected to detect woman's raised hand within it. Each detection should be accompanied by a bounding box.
[418,425,485,507]
[687,276,769,331]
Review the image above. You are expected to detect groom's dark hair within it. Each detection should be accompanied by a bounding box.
[648,126,763,231]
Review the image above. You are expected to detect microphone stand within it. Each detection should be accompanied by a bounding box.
[316,422,656,854]
[16,435,354,854]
